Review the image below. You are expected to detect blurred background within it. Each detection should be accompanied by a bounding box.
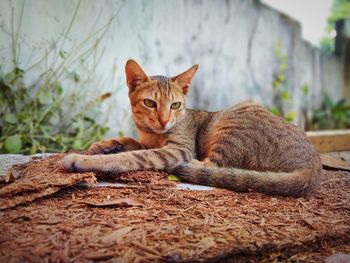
[0,0,349,154]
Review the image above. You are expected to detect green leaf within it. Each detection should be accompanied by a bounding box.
[38,90,53,105]
[17,112,27,121]
[59,50,67,58]
[277,73,285,82]
[4,71,16,83]
[274,40,282,55]
[285,111,296,122]
[280,59,288,71]
[281,90,290,101]
[4,113,18,124]
[101,127,109,135]
[39,145,46,153]
[335,98,346,108]
[73,72,80,82]
[301,84,309,95]
[324,95,334,109]
[72,139,83,150]
[57,85,63,95]
[5,134,22,153]
[30,139,39,155]
[313,110,327,121]
[272,80,280,90]
[168,175,180,181]
[270,107,281,116]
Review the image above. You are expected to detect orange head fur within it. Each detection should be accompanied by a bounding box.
[125,59,198,134]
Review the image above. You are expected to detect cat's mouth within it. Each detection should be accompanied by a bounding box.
[151,123,174,134]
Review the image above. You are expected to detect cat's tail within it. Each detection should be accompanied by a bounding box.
[170,162,321,196]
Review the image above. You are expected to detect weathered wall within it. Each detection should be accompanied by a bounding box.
[0,0,343,136]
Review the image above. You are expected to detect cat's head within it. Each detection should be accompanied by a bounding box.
[125,59,198,134]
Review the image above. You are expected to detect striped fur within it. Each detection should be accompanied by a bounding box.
[63,60,321,196]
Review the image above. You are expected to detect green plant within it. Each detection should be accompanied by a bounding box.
[320,0,350,53]
[270,40,296,122]
[0,1,122,154]
[299,83,314,131]
[312,95,350,130]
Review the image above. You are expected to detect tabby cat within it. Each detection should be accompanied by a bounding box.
[63,59,321,196]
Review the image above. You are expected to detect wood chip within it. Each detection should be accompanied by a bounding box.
[101,226,133,244]
[82,198,145,208]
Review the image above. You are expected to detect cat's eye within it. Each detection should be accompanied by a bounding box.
[171,102,181,109]
[143,99,157,108]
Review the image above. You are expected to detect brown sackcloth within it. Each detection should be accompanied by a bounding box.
[0,154,349,262]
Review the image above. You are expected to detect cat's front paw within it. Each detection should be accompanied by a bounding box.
[87,140,123,155]
[62,153,89,172]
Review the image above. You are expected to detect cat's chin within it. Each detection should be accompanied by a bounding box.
[152,128,170,134]
[150,126,172,134]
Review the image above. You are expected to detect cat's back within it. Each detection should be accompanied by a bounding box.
[224,101,305,141]
[207,101,319,172]
[222,101,303,138]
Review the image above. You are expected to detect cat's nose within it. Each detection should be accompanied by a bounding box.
[159,119,169,128]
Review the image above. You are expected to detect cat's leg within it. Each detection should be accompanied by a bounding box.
[190,158,216,167]
[63,146,193,173]
[87,137,144,155]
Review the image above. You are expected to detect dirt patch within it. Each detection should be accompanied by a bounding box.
[0,154,349,262]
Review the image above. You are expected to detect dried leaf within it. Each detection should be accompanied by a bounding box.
[198,236,216,252]
[321,154,350,171]
[260,217,266,226]
[5,167,22,183]
[302,217,316,229]
[101,226,132,244]
[97,92,112,101]
[5,169,15,183]
[82,198,145,208]
[132,241,160,255]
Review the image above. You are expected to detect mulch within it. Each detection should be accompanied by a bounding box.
[0,154,97,210]
[0,154,349,262]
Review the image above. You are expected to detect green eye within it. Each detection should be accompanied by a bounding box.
[144,99,157,108]
[171,102,181,109]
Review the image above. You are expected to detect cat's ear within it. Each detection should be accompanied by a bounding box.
[172,64,199,95]
[125,59,149,92]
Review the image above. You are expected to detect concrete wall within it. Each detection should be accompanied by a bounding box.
[0,0,343,136]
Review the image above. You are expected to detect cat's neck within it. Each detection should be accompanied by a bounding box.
[137,128,168,149]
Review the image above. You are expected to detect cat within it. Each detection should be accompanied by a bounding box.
[62,59,321,196]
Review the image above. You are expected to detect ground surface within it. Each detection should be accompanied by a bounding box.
[0,154,349,262]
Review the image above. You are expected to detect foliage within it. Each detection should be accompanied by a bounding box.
[167,175,180,181]
[0,1,121,154]
[320,0,350,53]
[297,83,350,131]
[328,0,350,22]
[270,40,296,122]
[320,33,335,54]
[312,95,350,130]
[0,67,110,154]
